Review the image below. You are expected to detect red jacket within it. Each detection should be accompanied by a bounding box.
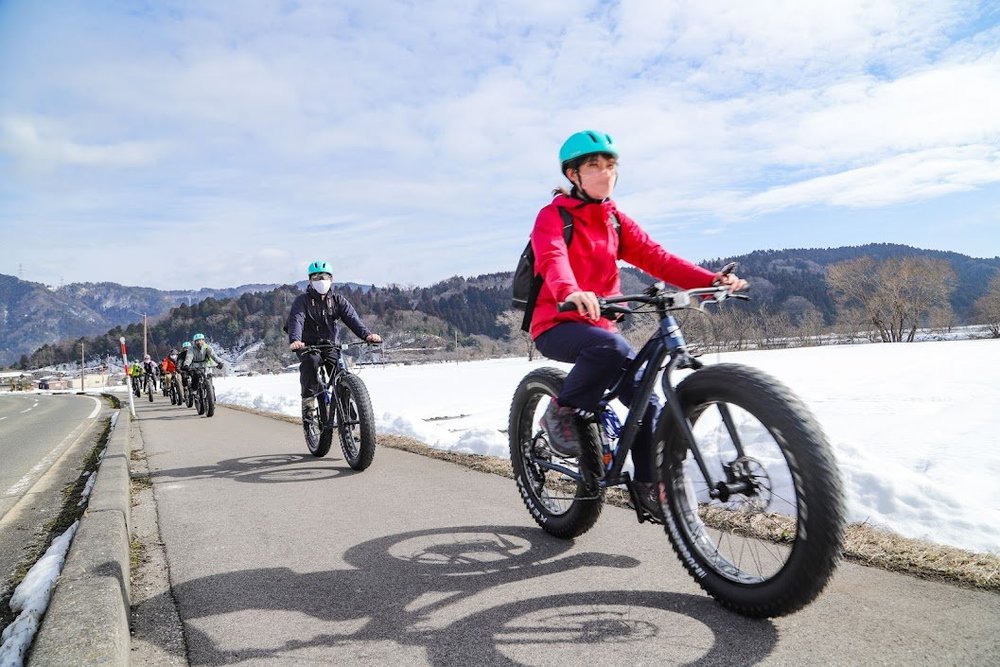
[529,194,716,339]
[161,357,177,374]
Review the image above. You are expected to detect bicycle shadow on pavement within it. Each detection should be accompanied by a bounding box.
[136,525,777,665]
[147,453,355,485]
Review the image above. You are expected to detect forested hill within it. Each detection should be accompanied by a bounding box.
[12,243,1000,370]
[0,275,278,365]
[703,243,1000,321]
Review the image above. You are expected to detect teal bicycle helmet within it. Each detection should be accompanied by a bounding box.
[182,341,191,349]
[559,130,618,171]
[192,333,205,341]
[307,261,332,277]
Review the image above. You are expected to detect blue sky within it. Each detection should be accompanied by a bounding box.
[1,0,998,290]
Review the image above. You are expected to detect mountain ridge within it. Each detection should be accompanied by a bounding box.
[4,243,999,368]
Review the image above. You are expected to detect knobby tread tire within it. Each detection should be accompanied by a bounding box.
[205,378,216,417]
[509,367,604,539]
[658,363,845,618]
[338,373,376,471]
[305,398,332,457]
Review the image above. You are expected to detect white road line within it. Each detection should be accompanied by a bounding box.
[86,396,101,419]
[20,407,32,413]
[0,416,6,421]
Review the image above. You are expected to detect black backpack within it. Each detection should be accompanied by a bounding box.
[511,208,620,332]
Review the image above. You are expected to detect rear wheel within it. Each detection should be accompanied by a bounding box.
[336,373,376,471]
[304,394,332,457]
[657,363,845,618]
[508,368,604,539]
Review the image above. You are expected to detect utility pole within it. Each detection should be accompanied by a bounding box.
[143,313,148,357]
[80,342,85,393]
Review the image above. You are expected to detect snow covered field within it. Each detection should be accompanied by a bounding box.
[214,339,999,555]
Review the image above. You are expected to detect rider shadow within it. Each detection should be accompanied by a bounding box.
[148,453,354,485]
[136,525,777,665]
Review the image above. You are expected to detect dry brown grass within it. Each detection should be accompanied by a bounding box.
[220,401,1000,593]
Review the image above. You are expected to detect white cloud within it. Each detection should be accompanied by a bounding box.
[0,0,998,287]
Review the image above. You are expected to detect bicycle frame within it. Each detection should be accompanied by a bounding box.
[530,285,748,498]
[306,341,363,432]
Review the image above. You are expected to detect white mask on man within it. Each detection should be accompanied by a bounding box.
[311,279,332,295]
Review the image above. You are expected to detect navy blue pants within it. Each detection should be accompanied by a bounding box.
[534,322,661,483]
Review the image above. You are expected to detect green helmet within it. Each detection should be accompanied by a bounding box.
[182,341,191,349]
[307,261,332,277]
[559,130,618,171]
[192,333,205,341]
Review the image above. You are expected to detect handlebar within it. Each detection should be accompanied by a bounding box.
[301,340,381,354]
[557,282,749,319]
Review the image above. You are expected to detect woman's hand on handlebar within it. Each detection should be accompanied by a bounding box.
[365,333,382,344]
[289,341,305,351]
[564,290,601,320]
[713,272,748,292]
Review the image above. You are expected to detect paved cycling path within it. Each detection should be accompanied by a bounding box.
[131,399,999,666]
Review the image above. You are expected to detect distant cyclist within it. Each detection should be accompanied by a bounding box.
[176,341,192,395]
[128,361,143,396]
[286,261,382,421]
[182,333,224,396]
[141,354,159,393]
[161,349,180,398]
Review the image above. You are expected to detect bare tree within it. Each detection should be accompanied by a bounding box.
[973,270,1000,337]
[496,310,536,360]
[826,256,957,342]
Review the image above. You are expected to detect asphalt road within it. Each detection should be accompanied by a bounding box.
[0,392,106,600]
[132,398,1000,666]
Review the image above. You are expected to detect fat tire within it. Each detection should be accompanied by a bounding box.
[509,367,603,539]
[196,381,206,415]
[304,397,332,457]
[205,378,216,417]
[186,381,194,408]
[337,373,376,471]
[657,363,845,618]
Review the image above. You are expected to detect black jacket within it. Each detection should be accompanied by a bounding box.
[286,288,371,345]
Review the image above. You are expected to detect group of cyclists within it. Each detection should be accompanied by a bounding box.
[126,333,225,408]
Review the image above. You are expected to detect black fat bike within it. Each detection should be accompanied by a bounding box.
[509,278,845,618]
[189,367,217,418]
[301,341,378,471]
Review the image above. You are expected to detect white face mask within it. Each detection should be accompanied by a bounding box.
[311,279,332,295]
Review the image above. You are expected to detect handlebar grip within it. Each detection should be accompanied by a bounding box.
[557,302,578,313]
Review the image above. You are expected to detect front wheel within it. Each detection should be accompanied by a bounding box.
[336,373,376,471]
[508,368,604,539]
[205,377,216,417]
[195,381,206,415]
[657,363,845,618]
[147,380,154,402]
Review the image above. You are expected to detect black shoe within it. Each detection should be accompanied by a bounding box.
[632,481,666,523]
[539,400,582,457]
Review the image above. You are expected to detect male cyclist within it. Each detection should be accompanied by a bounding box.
[286,261,382,421]
[182,334,224,397]
[176,341,192,397]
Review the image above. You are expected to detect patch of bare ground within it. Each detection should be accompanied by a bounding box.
[219,401,999,592]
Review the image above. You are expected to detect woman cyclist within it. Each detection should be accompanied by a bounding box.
[529,130,747,519]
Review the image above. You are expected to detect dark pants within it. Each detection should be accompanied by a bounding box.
[297,348,339,398]
[534,322,661,483]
